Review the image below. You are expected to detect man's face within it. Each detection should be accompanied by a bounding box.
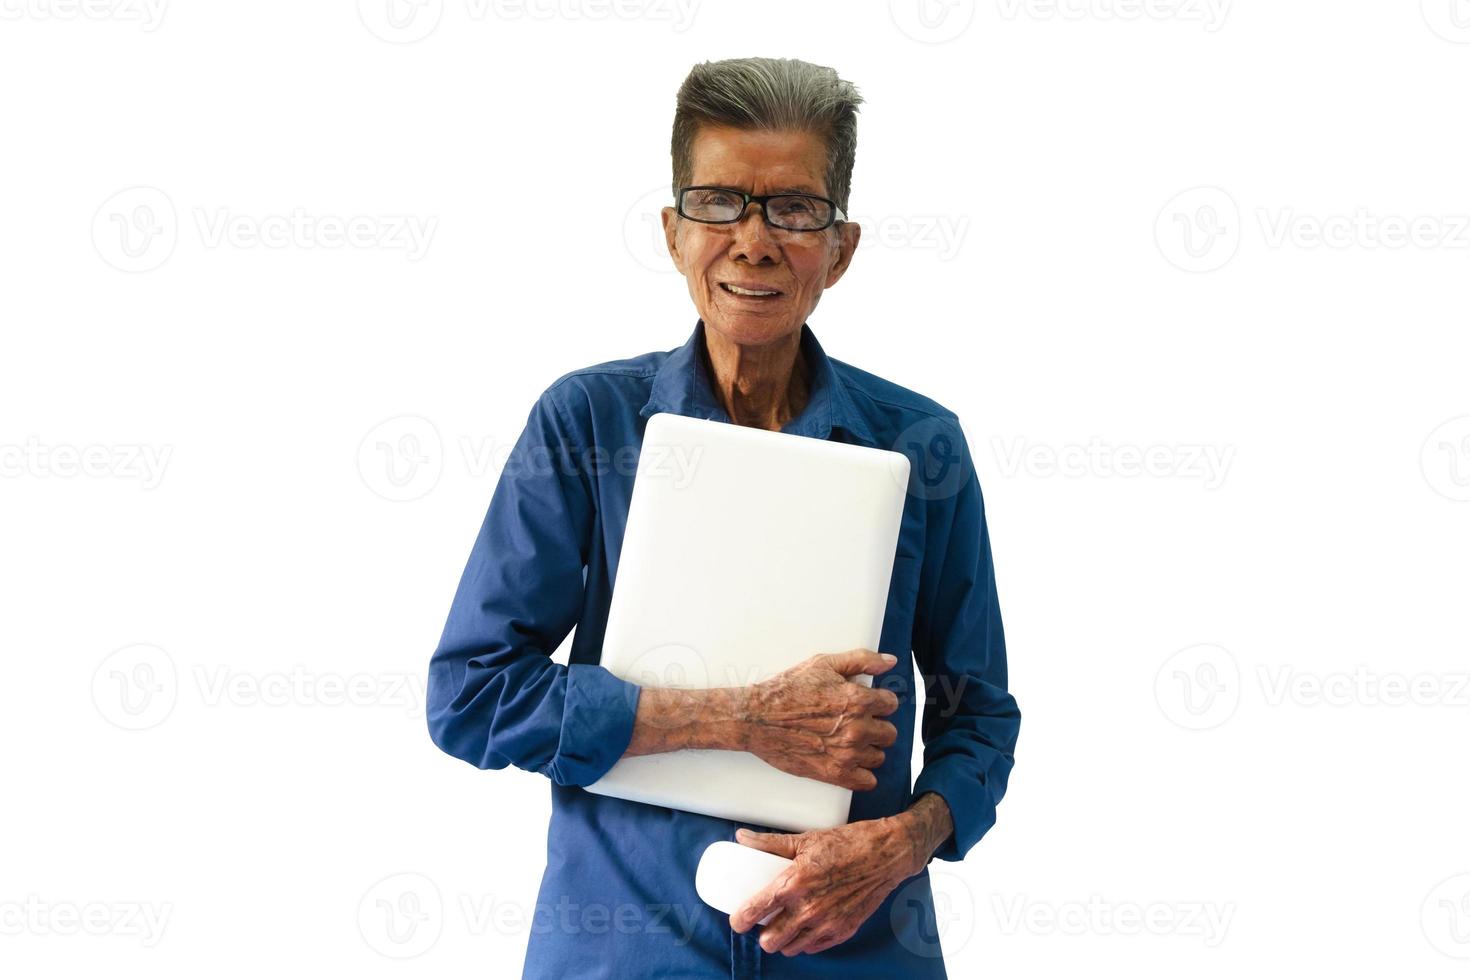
[661,124,861,349]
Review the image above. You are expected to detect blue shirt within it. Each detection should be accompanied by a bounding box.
[426,320,1020,978]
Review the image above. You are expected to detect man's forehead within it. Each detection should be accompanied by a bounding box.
[689,162,826,195]
[692,177,824,195]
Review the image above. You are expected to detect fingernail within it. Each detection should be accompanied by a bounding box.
[881,653,897,663]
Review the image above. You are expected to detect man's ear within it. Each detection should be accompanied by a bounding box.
[660,206,685,274]
[824,220,861,288]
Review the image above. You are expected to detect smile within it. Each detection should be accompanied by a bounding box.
[720,282,782,297]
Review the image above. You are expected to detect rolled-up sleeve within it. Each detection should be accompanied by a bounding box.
[426,383,641,787]
[909,417,1021,863]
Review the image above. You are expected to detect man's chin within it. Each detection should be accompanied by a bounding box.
[702,311,802,347]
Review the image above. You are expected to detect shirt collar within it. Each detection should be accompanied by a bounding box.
[639,320,876,445]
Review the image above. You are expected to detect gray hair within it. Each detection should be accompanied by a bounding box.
[671,57,864,216]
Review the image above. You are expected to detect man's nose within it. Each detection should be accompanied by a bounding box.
[730,202,780,259]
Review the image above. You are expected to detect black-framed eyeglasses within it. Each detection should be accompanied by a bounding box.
[676,185,847,232]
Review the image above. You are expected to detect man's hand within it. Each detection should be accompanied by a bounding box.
[729,808,931,957]
[620,648,900,792]
[740,649,901,790]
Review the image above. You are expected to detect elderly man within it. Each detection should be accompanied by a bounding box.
[426,57,1020,978]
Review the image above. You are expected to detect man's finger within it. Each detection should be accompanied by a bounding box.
[758,907,807,955]
[730,880,785,933]
[802,929,844,956]
[818,648,898,677]
[857,719,898,748]
[864,687,900,717]
[735,827,799,859]
[782,923,828,957]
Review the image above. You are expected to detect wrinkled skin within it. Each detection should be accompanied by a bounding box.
[741,649,900,791]
[729,817,924,958]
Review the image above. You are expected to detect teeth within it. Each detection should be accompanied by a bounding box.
[723,283,778,296]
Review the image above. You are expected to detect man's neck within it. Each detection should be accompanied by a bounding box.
[702,326,810,432]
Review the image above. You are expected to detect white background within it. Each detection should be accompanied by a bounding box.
[3,1,1469,977]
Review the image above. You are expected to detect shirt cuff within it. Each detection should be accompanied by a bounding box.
[910,755,998,864]
[546,663,642,787]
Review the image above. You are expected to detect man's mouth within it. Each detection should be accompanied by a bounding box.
[719,281,783,298]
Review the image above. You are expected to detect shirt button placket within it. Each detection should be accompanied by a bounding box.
[730,922,763,979]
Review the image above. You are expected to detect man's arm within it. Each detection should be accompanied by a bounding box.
[908,416,1021,863]
[623,685,748,755]
[426,384,902,792]
[425,385,641,788]
[892,791,954,874]
[624,650,901,792]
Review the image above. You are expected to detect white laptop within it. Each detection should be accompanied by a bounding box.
[582,412,911,832]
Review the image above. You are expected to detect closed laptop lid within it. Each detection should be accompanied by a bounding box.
[583,412,910,832]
